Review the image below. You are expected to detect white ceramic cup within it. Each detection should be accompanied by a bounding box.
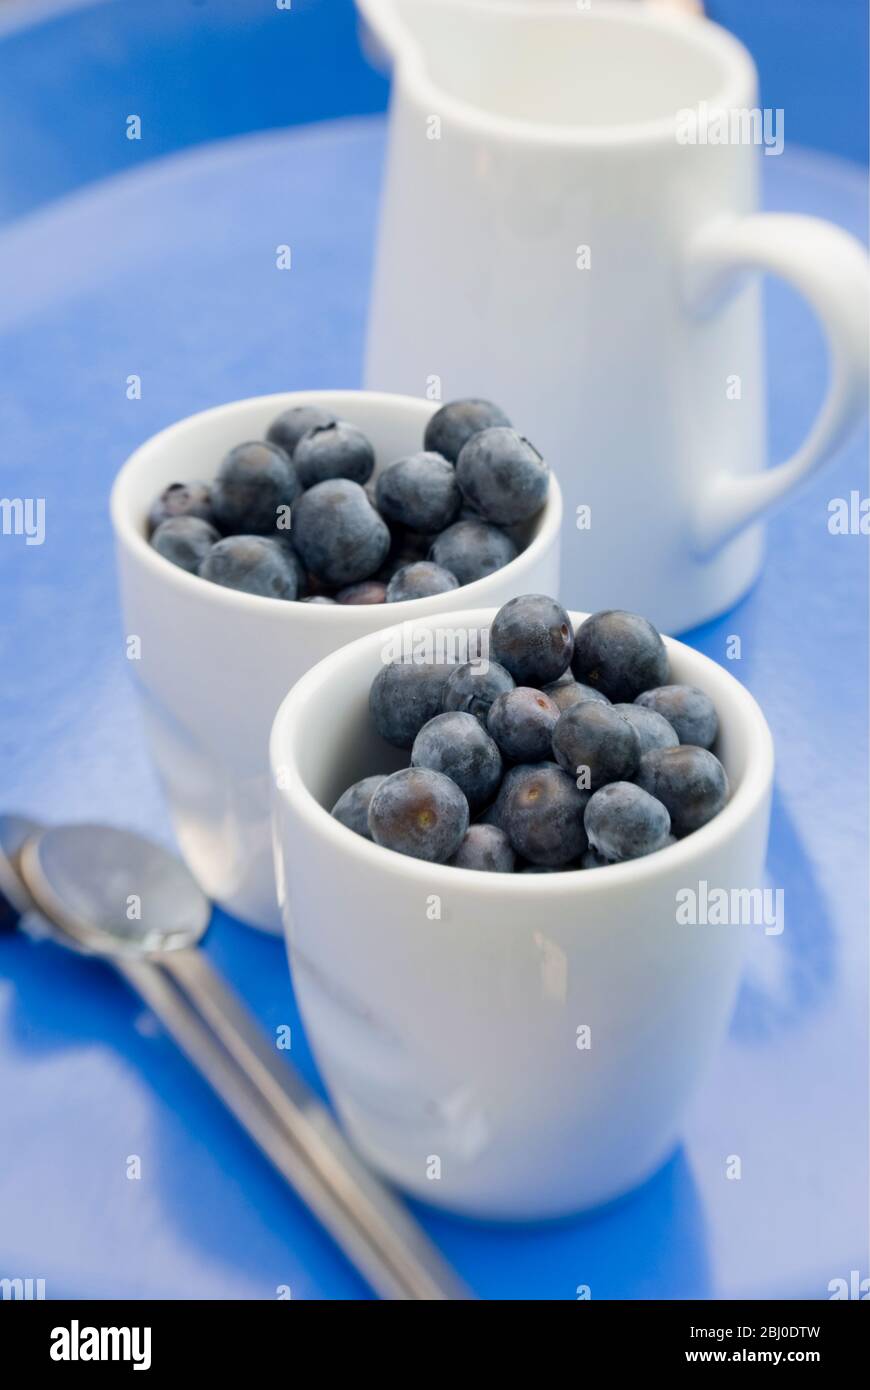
[111,391,561,933]
[360,0,870,631]
[271,605,774,1219]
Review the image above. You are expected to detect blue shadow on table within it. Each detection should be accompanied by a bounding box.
[730,783,836,1042]
[682,593,839,1044]
[1,909,711,1299]
[414,1149,711,1301]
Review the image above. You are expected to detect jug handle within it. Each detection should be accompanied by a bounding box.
[683,213,869,554]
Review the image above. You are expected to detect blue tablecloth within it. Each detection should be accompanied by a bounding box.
[0,117,866,1299]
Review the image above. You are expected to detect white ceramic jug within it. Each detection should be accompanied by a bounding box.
[360,0,869,631]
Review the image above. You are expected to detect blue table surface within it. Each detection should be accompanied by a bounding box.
[0,117,867,1300]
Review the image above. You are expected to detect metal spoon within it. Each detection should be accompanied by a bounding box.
[1,817,469,1301]
[0,814,46,933]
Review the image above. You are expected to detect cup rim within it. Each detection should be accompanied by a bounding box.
[382,0,757,149]
[271,605,775,897]
[109,389,563,623]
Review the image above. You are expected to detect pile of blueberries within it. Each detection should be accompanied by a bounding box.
[332,597,729,872]
[146,398,549,603]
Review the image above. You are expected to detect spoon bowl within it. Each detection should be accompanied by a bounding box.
[19,824,211,958]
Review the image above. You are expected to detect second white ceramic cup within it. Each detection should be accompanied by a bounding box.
[111,391,561,933]
[271,606,774,1219]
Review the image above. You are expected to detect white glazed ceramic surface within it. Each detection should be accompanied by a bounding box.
[360,0,870,631]
[271,606,774,1219]
[111,391,561,933]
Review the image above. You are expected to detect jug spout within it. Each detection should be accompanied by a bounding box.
[356,0,425,69]
[357,0,497,77]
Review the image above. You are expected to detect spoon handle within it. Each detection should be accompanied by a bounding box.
[131,948,470,1301]
[4,816,468,1299]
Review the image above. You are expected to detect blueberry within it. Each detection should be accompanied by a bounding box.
[551,700,641,790]
[303,595,337,604]
[411,711,502,812]
[487,761,535,831]
[584,782,671,862]
[449,824,515,873]
[490,594,574,685]
[429,519,517,587]
[368,767,469,863]
[369,660,456,749]
[634,745,729,837]
[543,680,610,713]
[266,404,337,457]
[581,848,608,869]
[211,441,302,536]
[148,481,215,535]
[613,703,680,755]
[386,561,459,603]
[487,687,560,762]
[456,428,549,525]
[571,610,669,703]
[293,421,375,489]
[635,685,719,750]
[331,775,387,839]
[375,452,461,533]
[150,515,219,573]
[276,539,309,598]
[336,580,387,605]
[376,526,432,581]
[442,660,514,726]
[499,762,589,867]
[291,479,390,587]
[423,397,511,464]
[199,535,298,598]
